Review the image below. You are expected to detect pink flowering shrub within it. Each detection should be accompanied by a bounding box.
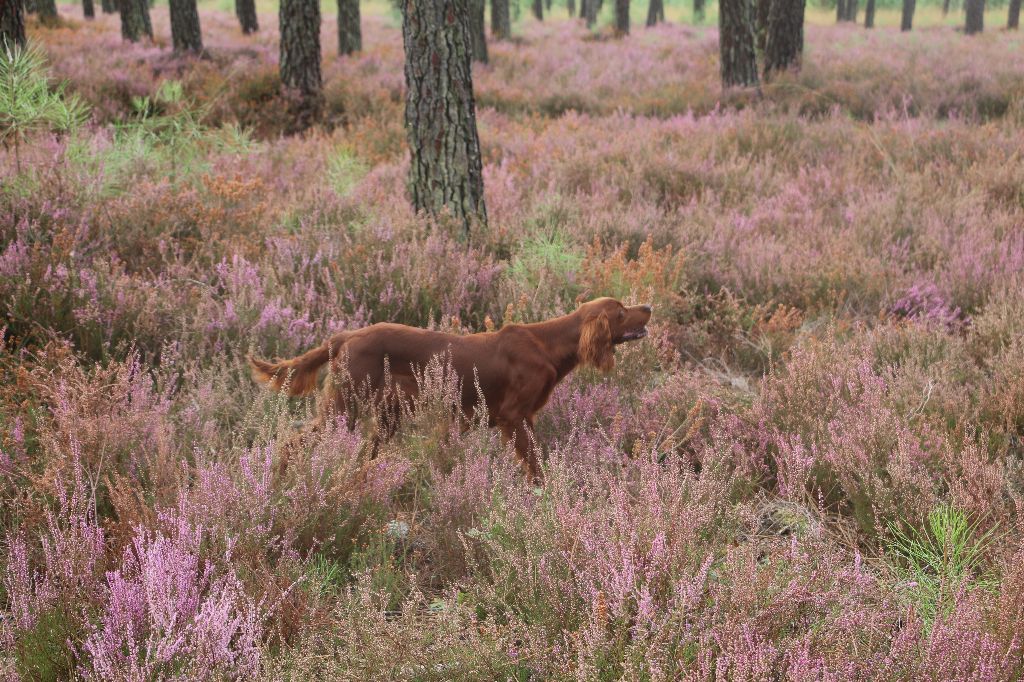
[3,3,1024,679]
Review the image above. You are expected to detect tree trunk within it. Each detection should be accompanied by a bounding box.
[755,0,770,52]
[836,0,845,21]
[37,0,58,25]
[964,0,983,32]
[170,0,203,52]
[492,0,510,36]
[83,0,95,19]
[401,0,487,234]
[719,0,759,88]
[101,0,116,14]
[236,0,258,32]
[1009,0,1021,27]
[280,0,322,126]
[470,0,487,61]
[567,0,574,17]
[614,0,628,33]
[1,0,26,48]
[338,0,360,54]
[864,0,874,26]
[532,0,542,20]
[763,0,802,78]
[646,0,662,25]
[545,0,551,9]
[942,0,950,14]
[24,0,36,13]
[693,0,705,22]
[584,0,597,25]
[845,0,857,20]
[119,0,152,41]
[900,0,913,30]
[280,0,322,94]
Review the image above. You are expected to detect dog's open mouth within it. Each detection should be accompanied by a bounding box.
[615,327,648,344]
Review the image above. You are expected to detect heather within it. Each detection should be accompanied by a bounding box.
[2,2,1024,679]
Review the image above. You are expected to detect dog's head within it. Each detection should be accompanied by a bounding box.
[577,297,652,372]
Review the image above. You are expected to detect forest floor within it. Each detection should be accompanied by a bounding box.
[2,4,1024,679]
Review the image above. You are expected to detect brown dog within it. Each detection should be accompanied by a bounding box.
[249,297,652,483]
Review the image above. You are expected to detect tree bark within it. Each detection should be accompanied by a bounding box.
[101,0,116,14]
[845,0,857,20]
[119,0,152,41]
[864,0,874,26]
[338,0,361,54]
[170,0,203,52]
[83,0,95,19]
[964,0,983,32]
[280,0,322,95]
[236,0,258,32]
[763,0,803,78]
[532,0,542,19]
[836,0,845,21]
[1,0,26,48]
[584,0,597,25]
[1009,0,1021,27]
[693,0,705,22]
[719,0,759,88]
[492,0,510,37]
[470,0,487,61]
[614,0,628,33]
[401,0,487,234]
[646,0,663,25]
[900,0,913,30]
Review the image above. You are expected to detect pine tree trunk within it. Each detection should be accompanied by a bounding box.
[719,0,759,88]
[694,0,706,22]
[532,0,542,20]
[119,0,152,41]
[280,0,322,95]
[470,0,487,61]
[170,0,203,52]
[845,0,857,20]
[236,0,258,32]
[864,0,874,26]
[1009,0,1021,27]
[763,0,803,78]
[836,0,845,21]
[614,0,628,33]
[338,0,361,54]
[584,0,597,25]
[83,0,95,19]
[1,0,26,48]
[492,0,510,36]
[401,0,487,234]
[101,0,116,14]
[900,0,913,30]
[646,0,662,25]
[755,0,770,52]
[964,0,983,32]
[567,0,574,17]
[37,0,58,25]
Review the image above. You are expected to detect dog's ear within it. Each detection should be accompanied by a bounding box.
[579,311,614,372]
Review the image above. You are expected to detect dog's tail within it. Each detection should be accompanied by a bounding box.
[249,340,335,397]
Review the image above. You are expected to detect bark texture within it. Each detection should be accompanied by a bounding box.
[719,0,759,88]
[645,0,663,25]
[763,0,803,78]
[614,0,628,34]
[492,0,510,37]
[401,0,488,233]
[755,0,770,52]
[37,0,58,25]
[170,0,203,52]
[965,0,983,32]
[338,0,361,54]
[236,0,258,33]
[0,0,26,48]
[279,0,322,95]
[470,0,487,61]
[83,0,95,19]
[1009,0,1021,28]
[119,0,152,41]
[900,0,914,30]
[864,0,875,27]
[584,0,597,26]
[835,0,845,20]
[532,0,542,20]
